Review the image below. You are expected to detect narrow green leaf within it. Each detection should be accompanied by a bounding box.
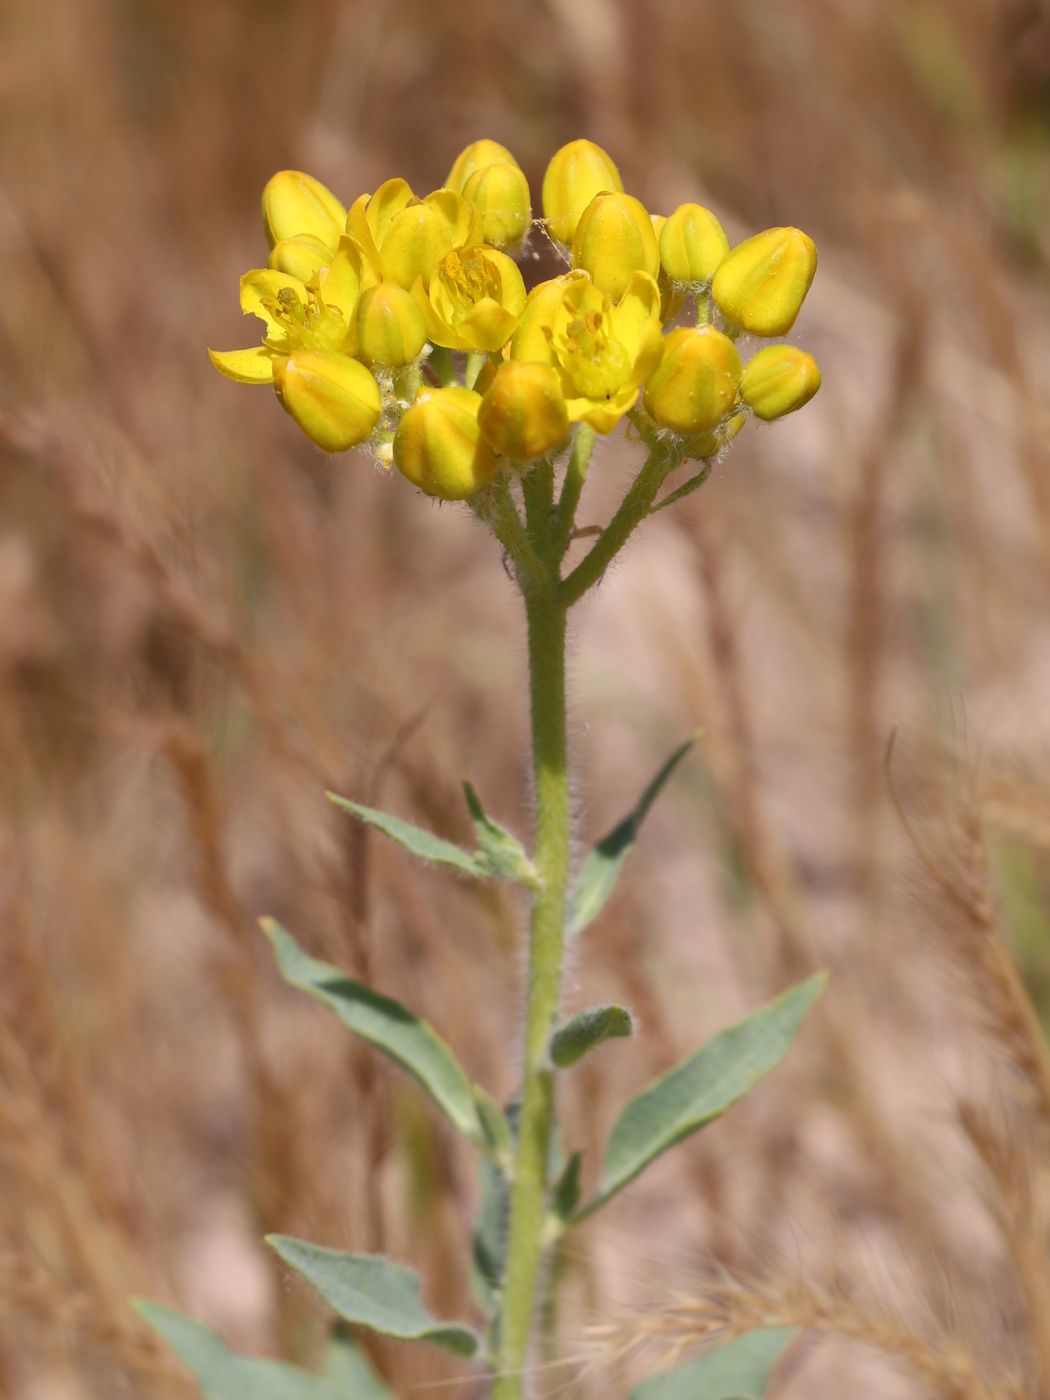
[630,1327,798,1399]
[569,736,697,937]
[263,919,483,1145]
[463,782,536,884]
[268,1236,479,1357]
[550,1005,634,1068]
[133,1300,345,1400]
[472,1155,509,1317]
[575,974,825,1221]
[473,1085,514,1164]
[550,1150,583,1224]
[325,1325,395,1399]
[327,792,485,878]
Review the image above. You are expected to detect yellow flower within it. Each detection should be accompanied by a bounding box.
[643,326,742,434]
[711,227,817,336]
[659,203,730,287]
[393,387,499,499]
[273,351,382,452]
[445,139,522,194]
[261,170,346,251]
[461,162,532,250]
[268,233,335,283]
[541,139,623,247]
[510,270,663,433]
[740,344,821,420]
[413,245,527,353]
[478,362,569,460]
[571,191,660,301]
[354,282,428,367]
[347,179,480,289]
[208,241,364,384]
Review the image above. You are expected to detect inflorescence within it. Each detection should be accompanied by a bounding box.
[211,139,822,501]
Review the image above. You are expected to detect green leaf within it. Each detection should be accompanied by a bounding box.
[327,792,485,878]
[263,919,483,1146]
[472,1154,509,1317]
[325,1325,395,1399]
[473,1085,514,1165]
[550,1150,583,1224]
[575,975,825,1221]
[463,782,537,884]
[550,1005,634,1068]
[569,736,697,938]
[133,1300,345,1400]
[268,1236,479,1357]
[630,1327,798,1399]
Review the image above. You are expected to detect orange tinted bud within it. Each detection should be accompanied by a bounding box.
[643,326,742,434]
[478,362,570,460]
[393,387,499,499]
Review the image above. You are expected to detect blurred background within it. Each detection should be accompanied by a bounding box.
[2,0,1050,1396]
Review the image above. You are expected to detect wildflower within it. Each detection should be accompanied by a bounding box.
[643,326,742,434]
[393,387,499,499]
[261,170,346,251]
[659,203,730,287]
[541,139,623,247]
[461,162,532,250]
[208,244,363,384]
[571,191,661,301]
[740,344,822,420]
[511,269,663,433]
[273,351,382,452]
[414,245,527,353]
[445,139,522,194]
[354,282,428,367]
[347,179,479,290]
[711,227,817,336]
[478,362,570,460]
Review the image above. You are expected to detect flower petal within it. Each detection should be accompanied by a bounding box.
[208,346,276,383]
[239,269,307,329]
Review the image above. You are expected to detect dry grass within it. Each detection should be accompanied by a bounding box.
[1,0,1050,1396]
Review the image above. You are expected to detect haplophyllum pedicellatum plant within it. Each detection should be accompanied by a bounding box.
[136,138,826,1400]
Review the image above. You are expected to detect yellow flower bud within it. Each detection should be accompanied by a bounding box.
[643,326,742,434]
[659,203,730,286]
[571,192,660,301]
[478,362,569,460]
[262,171,346,251]
[711,227,817,336]
[268,233,334,283]
[273,351,381,452]
[393,387,499,500]
[354,282,428,367]
[542,139,623,246]
[740,344,821,420]
[445,139,521,194]
[462,162,532,249]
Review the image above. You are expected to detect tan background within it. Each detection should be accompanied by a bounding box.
[2,1,1050,1396]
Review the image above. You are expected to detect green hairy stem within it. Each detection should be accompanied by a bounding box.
[492,439,662,1398]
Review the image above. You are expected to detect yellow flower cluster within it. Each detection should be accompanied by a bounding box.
[211,140,822,500]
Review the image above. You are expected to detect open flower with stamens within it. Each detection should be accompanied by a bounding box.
[413,245,527,353]
[208,237,365,385]
[510,269,663,433]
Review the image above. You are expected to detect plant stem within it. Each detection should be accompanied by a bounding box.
[552,423,596,562]
[493,542,570,1399]
[560,445,677,605]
